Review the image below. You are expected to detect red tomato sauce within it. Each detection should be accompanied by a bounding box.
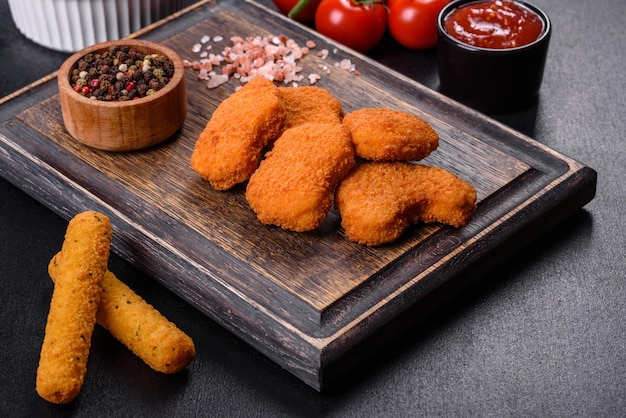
[444,0,544,49]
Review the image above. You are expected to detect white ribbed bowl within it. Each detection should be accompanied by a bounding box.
[7,0,183,53]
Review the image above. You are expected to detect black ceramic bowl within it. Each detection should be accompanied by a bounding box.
[437,0,551,113]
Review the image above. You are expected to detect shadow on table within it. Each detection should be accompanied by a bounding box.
[320,208,593,393]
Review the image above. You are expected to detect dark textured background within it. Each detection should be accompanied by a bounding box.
[1,0,624,416]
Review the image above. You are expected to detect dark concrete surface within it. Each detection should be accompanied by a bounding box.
[1,0,624,416]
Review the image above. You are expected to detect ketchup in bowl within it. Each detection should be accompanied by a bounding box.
[436,0,551,112]
[444,0,544,49]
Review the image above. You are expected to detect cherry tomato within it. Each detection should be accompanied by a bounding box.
[273,0,322,22]
[315,0,387,53]
[388,0,450,49]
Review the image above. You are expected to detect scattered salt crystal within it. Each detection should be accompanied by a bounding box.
[213,36,224,42]
[209,54,222,65]
[338,59,354,72]
[308,73,321,84]
[207,74,229,88]
[317,49,329,59]
[192,43,202,53]
[201,35,211,44]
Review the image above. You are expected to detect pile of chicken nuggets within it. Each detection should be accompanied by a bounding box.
[191,77,477,246]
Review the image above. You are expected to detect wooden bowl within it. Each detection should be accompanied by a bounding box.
[58,39,187,151]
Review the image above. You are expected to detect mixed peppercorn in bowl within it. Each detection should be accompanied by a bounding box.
[58,39,188,152]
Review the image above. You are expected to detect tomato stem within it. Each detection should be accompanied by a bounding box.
[288,0,312,19]
[353,0,386,6]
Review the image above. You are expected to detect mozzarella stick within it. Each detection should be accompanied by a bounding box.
[36,211,111,404]
[49,253,195,374]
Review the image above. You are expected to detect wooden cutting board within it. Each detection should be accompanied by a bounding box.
[0,0,596,390]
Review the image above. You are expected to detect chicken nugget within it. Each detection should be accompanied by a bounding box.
[48,254,195,374]
[246,123,355,232]
[278,86,344,130]
[36,211,111,404]
[335,162,477,246]
[191,76,285,190]
[342,108,439,161]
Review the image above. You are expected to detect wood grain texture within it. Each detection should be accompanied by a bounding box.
[0,0,596,390]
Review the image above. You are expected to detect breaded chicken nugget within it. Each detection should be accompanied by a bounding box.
[278,86,344,130]
[246,123,355,232]
[49,254,195,374]
[36,211,111,404]
[335,162,477,246]
[191,76,285,190]
[342,108,439,161]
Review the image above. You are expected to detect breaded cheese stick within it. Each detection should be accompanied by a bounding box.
[335,162,477,246]
[246,123,355,232]
[36,211,111,404]
[48,253,195,374]
[342,108,439,161]
[191,76,285,190]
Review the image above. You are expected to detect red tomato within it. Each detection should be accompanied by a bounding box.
[388,0,450,49]
[273,0,322,22]
[314,0,387,53]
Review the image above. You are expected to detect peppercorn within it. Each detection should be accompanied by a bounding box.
[137,83,148,96]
